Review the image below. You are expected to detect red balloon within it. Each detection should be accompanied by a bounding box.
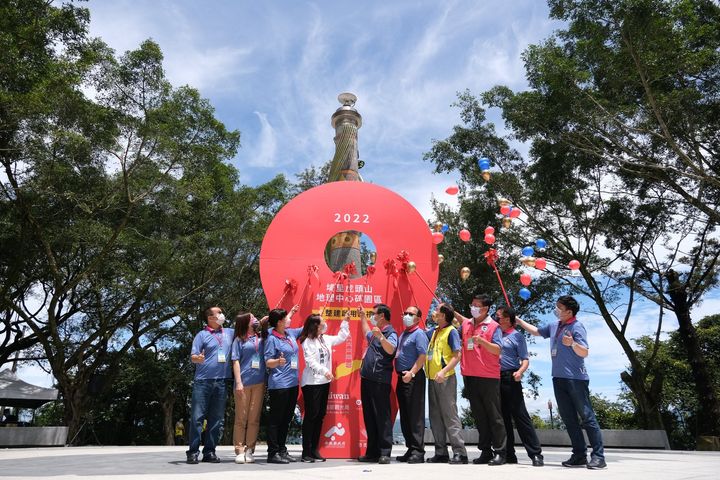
[459,229,471,242]
[509,207,522,218]
[520,273,532,286]
[484,226,495,236]
[484,234,496,245]
[535,258,547,270]
[432,232,444,244]
[445,185,459,195]
[500,205,511,216]
[569,259,581,270]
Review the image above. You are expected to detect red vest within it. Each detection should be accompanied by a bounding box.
[460,317,501,378]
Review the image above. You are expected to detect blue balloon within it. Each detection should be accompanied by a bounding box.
[521,246,535,257]
[441,224,449,233]
[477,157,491,171]
[519,288,532,300]
[536,238,547,249]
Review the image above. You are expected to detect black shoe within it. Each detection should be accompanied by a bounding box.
[358,455,380,463]
[488,453,506,466]
[449,454,468,464]
[562,454,588,467]
[201,452,221,463]
[311,450,326,462]
[426,454,450,463]
[587,457,607,470]
[280,452,297,463]
[506,455,518,464]
[396,451,411,462]
[378,456,391,464]
[301,455,315,463]
[407,454,425,464]
[186,452,199,464]
[473,451,493,464]
[532,455,544,467]
[268,454,290,464]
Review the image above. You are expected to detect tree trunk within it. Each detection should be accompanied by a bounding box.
[620,369,665,430]
[667,287,720,437]
[161,392,175,446]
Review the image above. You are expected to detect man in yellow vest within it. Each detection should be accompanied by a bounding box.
[175,419,185,445]
[426,304,468,464]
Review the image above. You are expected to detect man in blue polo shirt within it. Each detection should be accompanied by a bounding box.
[517,295,606,470]
[186,306,234,464]
[394,305,429,464]
[357,303,398,465]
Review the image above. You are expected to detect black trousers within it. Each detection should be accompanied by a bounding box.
[301,383,330,455]
[395,369,426,455]
[464,375,506,454]
[267,386,298,457]
[361,378,393,457]
[500,371,542,457]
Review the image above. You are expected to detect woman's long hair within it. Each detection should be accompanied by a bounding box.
[298,314,322,344]
[234,313,252,341]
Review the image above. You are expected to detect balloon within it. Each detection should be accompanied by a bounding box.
[502,217,512,229]
[521,246,535,257]
[520,273,532,286]
[536,238,547,250]
[441,223,449,233]
[569,259,581,270]
[498,198,511,207]
[481,170,491,182]
[509,207,522,218]
[484,234,496,245]
[477,157,491,171]
[500,205,511,216]
[406,261,416,274]
[438,254,444,264]
[369,252,377,264]
[484,226,495,236]
[433,221,443,232]
[520,256,536,268]
[432,232,444,244]
[459,229,471,242]
[460,267,471,281]
[534,258,547,270]
[446,185,459,195]
[519,288,532,300]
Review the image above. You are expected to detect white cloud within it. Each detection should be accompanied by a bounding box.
[246,111,278,167]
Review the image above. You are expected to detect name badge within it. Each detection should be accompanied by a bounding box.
[466,338,474,350]
[427,349,434,361]
[290,355,298,370]
[251,354,260,370]
[551,348,558,357]
[218,350,226,363]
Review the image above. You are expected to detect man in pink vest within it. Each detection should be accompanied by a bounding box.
[455,294,506,466]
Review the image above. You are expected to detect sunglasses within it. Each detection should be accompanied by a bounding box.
[403,312,417,316]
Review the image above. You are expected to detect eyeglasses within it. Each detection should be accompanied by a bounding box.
[403,312,417,316]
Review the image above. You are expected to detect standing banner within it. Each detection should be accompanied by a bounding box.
[259,181,439,458]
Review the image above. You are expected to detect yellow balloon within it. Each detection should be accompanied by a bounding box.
[520,256,536,268]
[460,266,471,281]
[434,221,443,232]
[481,170,491,182]
[438,254,444,264]
[502,217,512,229]
[369,252,377,264]
[498,197,511,207]
[406,261,416,274]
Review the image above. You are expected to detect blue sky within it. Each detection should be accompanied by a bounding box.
[16,0,720,417]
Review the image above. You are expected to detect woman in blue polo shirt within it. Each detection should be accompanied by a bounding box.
[230,312,267,464]
[264,307,301,464]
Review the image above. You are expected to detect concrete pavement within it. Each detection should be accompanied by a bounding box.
[1,444,718,479]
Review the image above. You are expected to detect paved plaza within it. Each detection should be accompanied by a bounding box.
[1,445,718,480]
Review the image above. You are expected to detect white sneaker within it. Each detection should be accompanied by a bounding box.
[244,450,255,463]
[235,453,245,464]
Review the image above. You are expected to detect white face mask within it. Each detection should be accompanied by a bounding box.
[554,307,562,319]
[470,306,482,318]
[403,314,415,328]
[370,314,378,326]
[215,313,226,326]
[320,322,327,334]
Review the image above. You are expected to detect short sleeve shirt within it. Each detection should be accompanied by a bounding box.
[500,329,529,371]
[538,319,589,380]
[191,327,235,380]
[395,327,429,373]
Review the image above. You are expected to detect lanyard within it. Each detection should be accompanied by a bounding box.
[430,324,452,350]
[272,330,296,351]
[205,326,224,347]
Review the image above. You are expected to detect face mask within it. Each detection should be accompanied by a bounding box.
[554,307,561,319]
[403,314,415,328]
[470,306,482,318]
[370,314,378,326]
[320,322,328,334]
[216,313,226,326]
[251,316,260,329]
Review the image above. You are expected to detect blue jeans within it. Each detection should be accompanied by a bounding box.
[552,377,604,459]
[187,378,229,455]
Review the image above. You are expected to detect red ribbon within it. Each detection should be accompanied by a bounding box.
[485,248,512,308]
[274,278,298,308]
[343,262,358,277]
